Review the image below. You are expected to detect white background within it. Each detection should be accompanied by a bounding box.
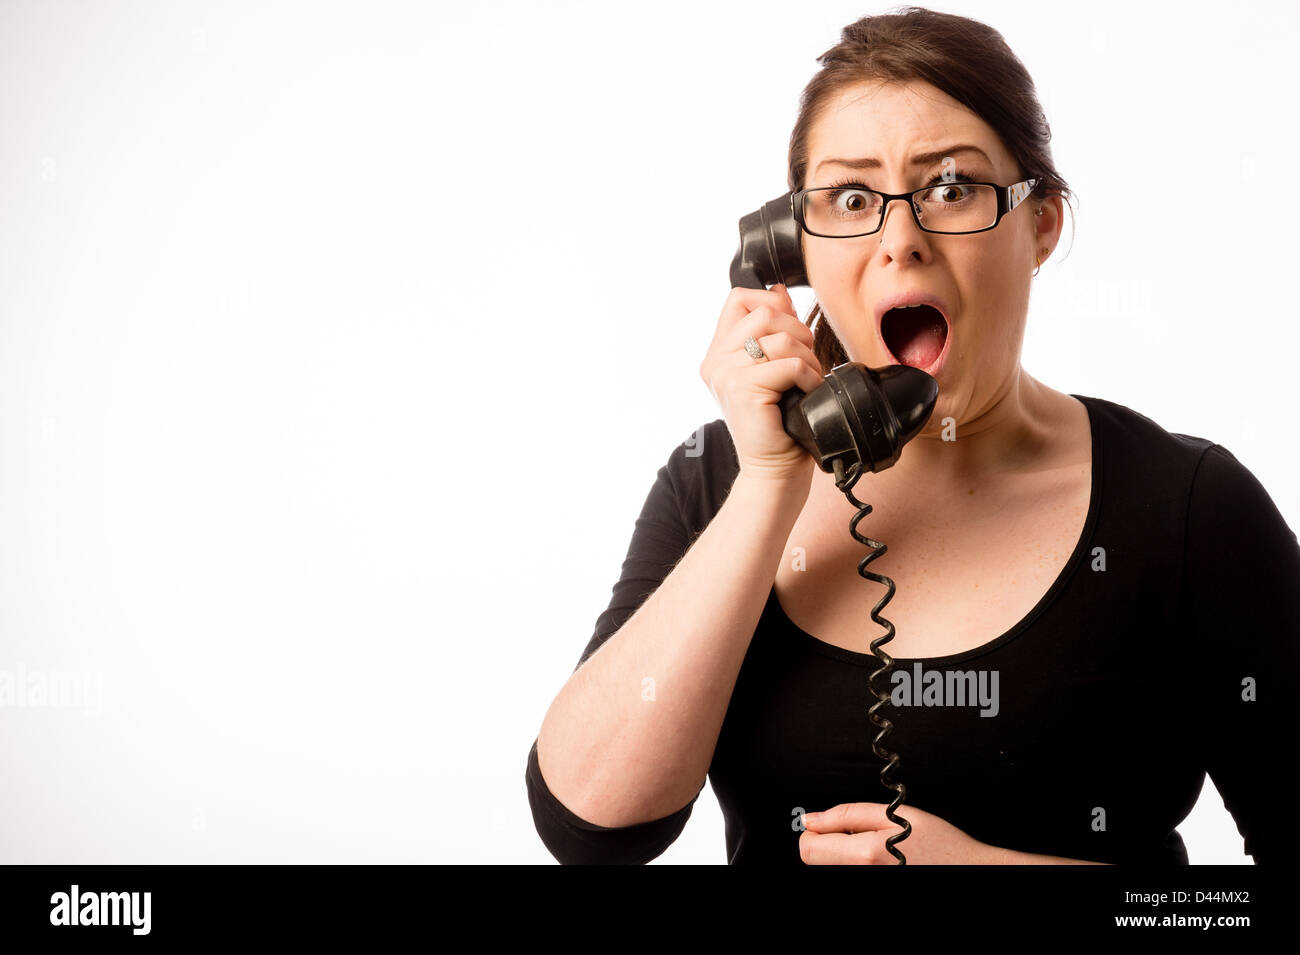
[0,0,1295,864]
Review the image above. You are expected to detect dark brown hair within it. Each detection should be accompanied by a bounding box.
[788,5,1076,372]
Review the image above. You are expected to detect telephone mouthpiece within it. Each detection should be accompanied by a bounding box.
[877,364,939,448]
[778,362,938,476]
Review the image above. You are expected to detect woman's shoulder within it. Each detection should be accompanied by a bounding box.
[1074,393,1291,535]
[660,417,740,536]
[1073,392,1217,468]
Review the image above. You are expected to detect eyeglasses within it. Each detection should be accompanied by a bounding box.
[792,177,1039,237]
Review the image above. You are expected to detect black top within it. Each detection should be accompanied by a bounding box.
[525,394,1300,864]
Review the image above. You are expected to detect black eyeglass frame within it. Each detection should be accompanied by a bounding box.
[791,177,1041,237]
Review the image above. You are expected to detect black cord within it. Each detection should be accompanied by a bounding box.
[833,456,913,865]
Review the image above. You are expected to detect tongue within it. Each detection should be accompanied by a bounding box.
[886,307,947,368]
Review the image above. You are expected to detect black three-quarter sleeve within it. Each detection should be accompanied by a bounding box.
[1180,443,1300,863]
[526,432,708,864]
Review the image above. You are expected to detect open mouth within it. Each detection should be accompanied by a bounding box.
[880,304,949,370]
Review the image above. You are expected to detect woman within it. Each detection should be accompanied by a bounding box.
[525,7,1299,864]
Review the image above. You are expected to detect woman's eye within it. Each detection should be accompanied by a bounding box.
[925,184,977,205]
[922,183,972,204]
[830,189,878,214]
[840,191,867,211]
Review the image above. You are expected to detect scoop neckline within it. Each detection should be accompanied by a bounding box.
[769,393,1103,668]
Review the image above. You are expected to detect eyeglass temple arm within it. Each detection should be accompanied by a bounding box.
[1006,178,1039,211]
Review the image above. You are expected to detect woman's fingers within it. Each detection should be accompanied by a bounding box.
[802,802,896,833]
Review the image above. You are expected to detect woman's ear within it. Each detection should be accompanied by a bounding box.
[1035,196,1063,240]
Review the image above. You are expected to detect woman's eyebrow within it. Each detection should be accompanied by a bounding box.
[814,144,993,175]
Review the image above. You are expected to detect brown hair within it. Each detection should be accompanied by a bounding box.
[788,5,1076,372]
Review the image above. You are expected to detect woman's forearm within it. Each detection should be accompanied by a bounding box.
[536,470,808,828]
[987,845,1110,865]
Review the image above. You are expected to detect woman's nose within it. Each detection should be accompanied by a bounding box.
[876,197,926,256]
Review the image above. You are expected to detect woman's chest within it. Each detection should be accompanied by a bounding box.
[772,463,1093,660]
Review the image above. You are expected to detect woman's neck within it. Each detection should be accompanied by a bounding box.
[814,367,1076,502]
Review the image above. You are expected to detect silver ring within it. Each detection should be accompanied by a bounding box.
[743,335,768,362]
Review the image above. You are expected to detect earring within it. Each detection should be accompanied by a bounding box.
[1032,208,1046,273]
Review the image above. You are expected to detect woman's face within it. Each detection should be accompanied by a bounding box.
[802,80,1061,432]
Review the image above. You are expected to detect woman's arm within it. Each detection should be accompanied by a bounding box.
[535,461,807,829]
[800,804,1114,864]
[1180,443,1300,863]
[990,847,1109,865]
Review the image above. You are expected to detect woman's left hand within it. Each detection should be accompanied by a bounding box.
[799,802,1001,865]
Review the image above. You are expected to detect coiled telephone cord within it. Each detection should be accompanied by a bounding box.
[832,456,913,864]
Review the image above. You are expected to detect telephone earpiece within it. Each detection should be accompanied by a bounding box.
[729,191,939,478]
[730,189,933,864]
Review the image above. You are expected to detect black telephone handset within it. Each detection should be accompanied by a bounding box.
[730,190,939,864]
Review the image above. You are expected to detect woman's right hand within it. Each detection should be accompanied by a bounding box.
[699,283,826,489]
